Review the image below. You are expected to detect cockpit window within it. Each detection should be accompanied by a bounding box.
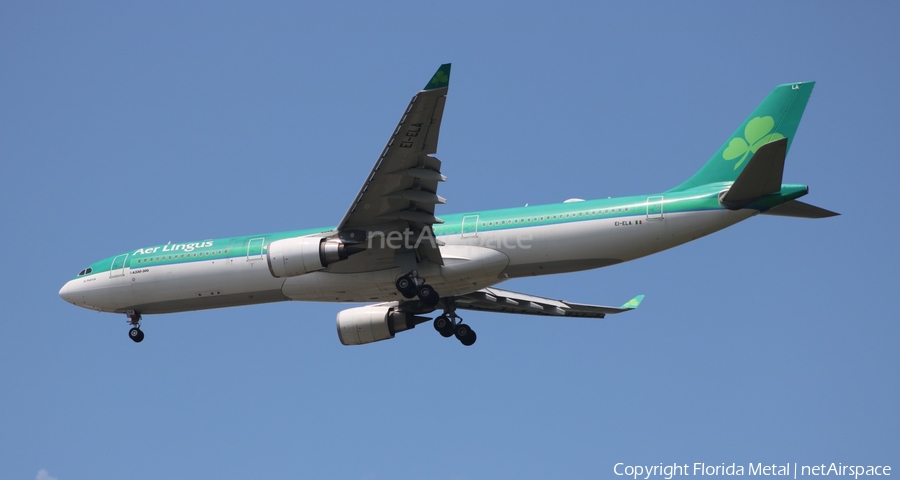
[77,267,93,276]
[78,269,86,276]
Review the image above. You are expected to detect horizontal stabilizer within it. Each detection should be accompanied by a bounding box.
[720,137,787,208]
[763,200,840,218]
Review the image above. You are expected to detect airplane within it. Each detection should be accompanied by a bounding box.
[58,64,838,346]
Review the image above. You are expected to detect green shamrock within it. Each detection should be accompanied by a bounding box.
[620,295,644,309]
[429,71,449,87]
[722,116,784,170]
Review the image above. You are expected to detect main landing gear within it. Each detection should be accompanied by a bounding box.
[395,274,476,346]
[433,307,476,346]
[395,273,439,307]
[126,310,144,343]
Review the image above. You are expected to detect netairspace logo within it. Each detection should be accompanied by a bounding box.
[367,228,533,250]
[613,462,891,480]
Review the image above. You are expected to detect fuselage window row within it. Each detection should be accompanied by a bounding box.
[477,206,633,229]
[135,249,229,265]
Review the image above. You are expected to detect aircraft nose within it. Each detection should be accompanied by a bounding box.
[59,281,73,303]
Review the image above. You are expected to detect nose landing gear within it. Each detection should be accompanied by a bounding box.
[126,310,144,343]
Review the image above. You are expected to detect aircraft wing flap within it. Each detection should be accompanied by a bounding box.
[453,287,644,319]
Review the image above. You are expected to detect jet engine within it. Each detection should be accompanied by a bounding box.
[336,305,430,346]
[267,236,357,278]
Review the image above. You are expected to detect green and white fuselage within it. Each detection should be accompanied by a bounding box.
[59,186,801,313]
[59,65,836,346]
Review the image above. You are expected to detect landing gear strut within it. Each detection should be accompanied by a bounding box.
[433,301,476,346]
[126,310,144,343]
[395,273,439,307]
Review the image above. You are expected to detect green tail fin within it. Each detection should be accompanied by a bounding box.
[667,82,815,192]
[423,63,451,91]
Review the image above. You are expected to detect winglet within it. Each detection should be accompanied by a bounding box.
[620,295,645,309]
[423,63,451,91]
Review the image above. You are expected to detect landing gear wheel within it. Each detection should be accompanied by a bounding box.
[417,284,440,307]
[396,275,417,299]
[129,327,144,343]
[433,315,454,338]
[125,310,144,343]
[455,323,476,346]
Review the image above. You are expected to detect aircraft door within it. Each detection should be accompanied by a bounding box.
[110,254,128,278]
[247,238,265,261]
[461,215,479,238]
[646,196,664,220]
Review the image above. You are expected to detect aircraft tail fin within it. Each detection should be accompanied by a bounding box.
[668,82,815,192]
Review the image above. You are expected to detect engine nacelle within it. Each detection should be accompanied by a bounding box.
[336,305,430,346]
[267,236,352,278]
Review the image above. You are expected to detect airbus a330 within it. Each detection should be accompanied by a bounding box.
[59,64,837,346]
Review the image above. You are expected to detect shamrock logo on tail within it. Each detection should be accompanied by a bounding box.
[428,71,449,88]
[723,116,784,170]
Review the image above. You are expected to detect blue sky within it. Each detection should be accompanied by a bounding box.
[1,2,898,479]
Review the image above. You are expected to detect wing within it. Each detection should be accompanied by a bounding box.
[335,64,451,266]
[450,287,645,318]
